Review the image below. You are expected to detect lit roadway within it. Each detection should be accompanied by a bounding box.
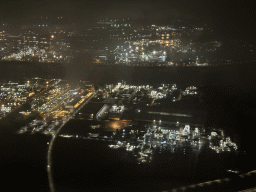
[147,111,192,117]
[47,91,96,192]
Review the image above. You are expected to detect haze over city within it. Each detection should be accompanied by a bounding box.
[0,0,256,191]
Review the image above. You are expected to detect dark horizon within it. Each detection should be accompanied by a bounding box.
[1,0,255,41]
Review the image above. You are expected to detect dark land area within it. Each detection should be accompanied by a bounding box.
[0,133,50,192]
[51,137,255,192]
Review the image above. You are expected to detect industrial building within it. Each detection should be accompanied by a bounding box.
[75,102,108,120]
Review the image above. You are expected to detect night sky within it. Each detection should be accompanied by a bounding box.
[0,0,255,41]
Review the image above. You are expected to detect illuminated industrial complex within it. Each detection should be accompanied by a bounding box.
[0,17,229,66]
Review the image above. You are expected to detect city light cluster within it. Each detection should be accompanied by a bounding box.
[0,17,227,66]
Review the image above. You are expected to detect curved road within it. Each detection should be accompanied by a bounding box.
[47,91,96,192]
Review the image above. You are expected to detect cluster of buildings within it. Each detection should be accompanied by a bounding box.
[9,79,238,162]
[0,28,72,63]
[15,79,236,165]
[0,77,93,121]
[209,132,238,153]
[182,86,198,96]
[37,80,94,119]
[147,84,178,99]
[38,81,70,113]
[0,77,47,118]
[74,102,108,120]
[107,124,203,163]
[82,123,238,164]
[93,19,222,65]
[18,119,60,134]
[16,78,96,134]
[105,82,177,99]
[0,17,222,65]
[111,45,170,64]
[92,82,200,121]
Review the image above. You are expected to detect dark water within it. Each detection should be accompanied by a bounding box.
[51,136,255,192]
[0,132,255,192]
[2,61,256,89]
[0,133,50,192]
[62,63,256,90]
